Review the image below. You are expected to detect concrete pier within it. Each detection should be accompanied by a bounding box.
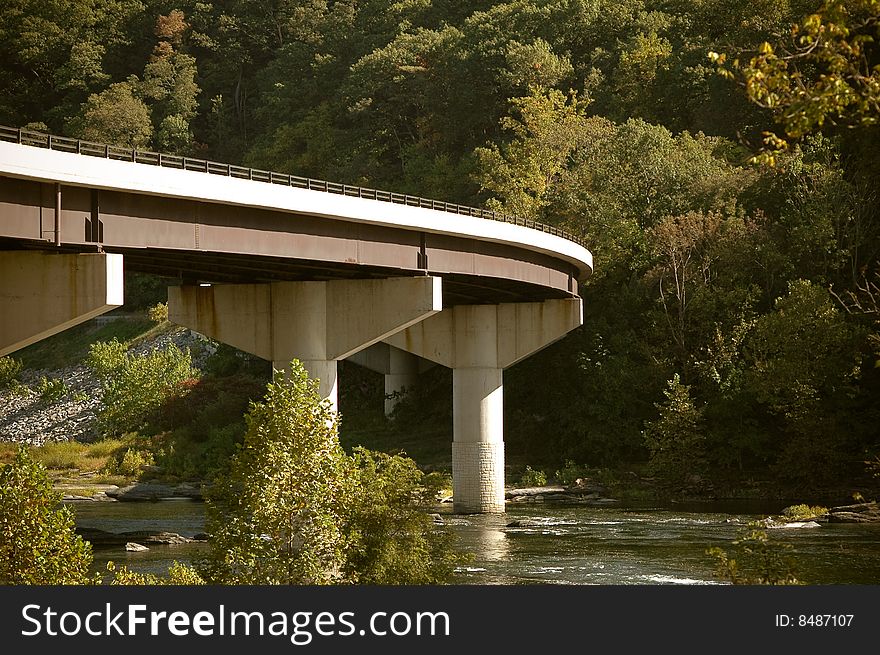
[385,298,583,513]
[0,251,123,356]
[168,276,442,410]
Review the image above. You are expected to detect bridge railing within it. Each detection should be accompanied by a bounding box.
[0,125,588,249]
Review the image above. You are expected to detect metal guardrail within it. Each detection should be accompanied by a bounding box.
[0,125,588,249]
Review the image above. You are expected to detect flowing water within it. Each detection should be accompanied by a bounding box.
[71,500,880,584]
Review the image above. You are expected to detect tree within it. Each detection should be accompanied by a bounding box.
[343,448,460,584]
[475,87,590,220]
[643,374,707,488]
[202,363,351,584]
[72,81,153,148]
[87,339,200,436]
[202,361,462,585]
[712,0,880,160]
[0,447,94,584]
[142,11,200,154]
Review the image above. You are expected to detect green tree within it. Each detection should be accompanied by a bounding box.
[744,279,867,483]
[713,0,880,160]
[202,363,351,584]
[0,447,94,584]
[643,374,707,488]
[142,11,200,154]
[475,87,590,220]
[343,448,460,584]
[72,81,153,148]
[87,339,199,435]
[203,361,462,585]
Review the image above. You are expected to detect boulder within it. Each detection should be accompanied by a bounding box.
[76,527,194,546]
[125,542,149,552]
[105,482,203,501]
[826,501,880,523]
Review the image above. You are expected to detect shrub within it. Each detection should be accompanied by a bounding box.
[708,526,801,585]
[89,340,199,435]
[85,339,127,378]
[343,448,462,584]
[518,465,547,487]
[781,504,829,521]
[36,376,69,403]
[105,448,154,479]
[147,302,168,323]
[643,374,706,488]
[0,356,22,390]
[555,460,590,486]
[0,447,94,584]
[107,560,204,585]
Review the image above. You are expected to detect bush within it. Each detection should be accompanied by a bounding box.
[105,448,154,479]
[107,560,204,585]
[89,340,199,435]
[0,356,22,390]
[0,447,95,584]
[147,302,169,323]
[85,339,127,377]
[781,504,829,520]
[518,465,547,487]
[643,374,706,488]
[554,460,590,486]
[343,448,462,584]
[708,526,801,585]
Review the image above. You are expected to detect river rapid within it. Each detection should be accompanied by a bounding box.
[70,499,880,584]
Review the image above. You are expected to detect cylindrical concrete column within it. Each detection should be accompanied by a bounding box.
[274,359,338,412]
[384,347,419,415]
[452,367,504,513]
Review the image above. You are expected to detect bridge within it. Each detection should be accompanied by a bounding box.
[0,126,592,513]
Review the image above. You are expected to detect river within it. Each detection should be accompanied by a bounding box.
[70,499,880,584]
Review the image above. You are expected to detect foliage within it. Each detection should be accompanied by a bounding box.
[71,81,153,148]
[104,447,154,479]
[5,0,880,499]
[36,375,69,403]
[712,1,880,161]
[708,526,801,585]
[0,356,22,390]
[203,362,461,585]
[475,88,590,219]
[518,465,548,487]
[0,447,94,584]
[106,560,205,585]
[88,340,199,435]
[781,504,829,520]
[554,460,591,486]
[343,448,463,584]
[147,302,168,323]
[202,363,351,585]
[643,375,707,488]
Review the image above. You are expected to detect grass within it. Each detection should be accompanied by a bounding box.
[0,438,127,472]
[339,409,452,472]
[14,315,158,370]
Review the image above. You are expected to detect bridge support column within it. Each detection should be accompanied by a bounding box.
[0,251,124,356]
[347,343,421,415]
[168,276,442,410]
[385,298,583,513]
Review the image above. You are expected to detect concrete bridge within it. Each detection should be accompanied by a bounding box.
[0,127,592,513]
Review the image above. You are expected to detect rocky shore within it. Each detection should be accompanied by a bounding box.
[0,324,210,446]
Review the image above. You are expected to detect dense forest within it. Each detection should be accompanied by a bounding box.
[2,0,878,497]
